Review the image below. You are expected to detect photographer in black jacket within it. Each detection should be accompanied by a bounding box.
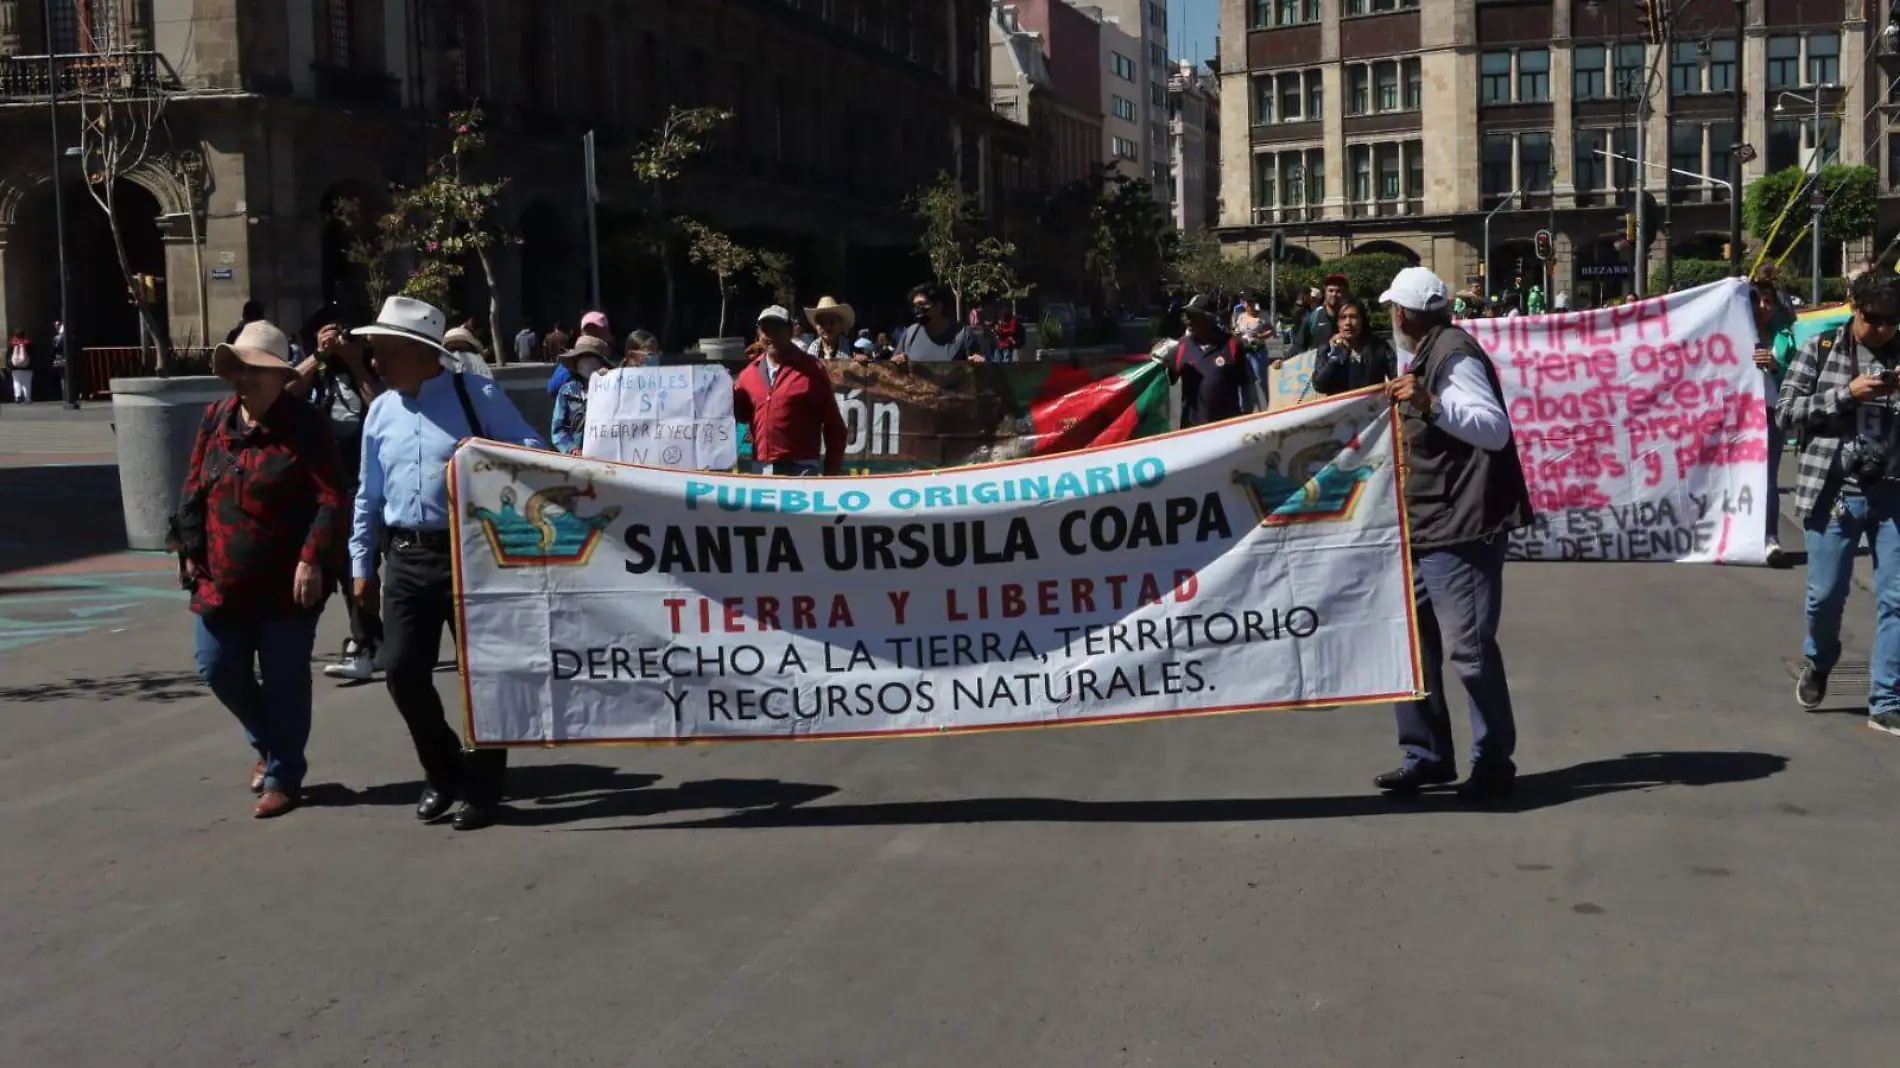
[1310,297,1398,396]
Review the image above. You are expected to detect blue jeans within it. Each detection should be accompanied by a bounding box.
[193,612,321,791]
[994,347,1016,363]
[1396,538,1518,776]
[1803,484,1900,714]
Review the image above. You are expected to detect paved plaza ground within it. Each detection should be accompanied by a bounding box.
[1,409,1895,1066]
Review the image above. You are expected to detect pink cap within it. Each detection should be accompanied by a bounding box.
[581,311,609,331]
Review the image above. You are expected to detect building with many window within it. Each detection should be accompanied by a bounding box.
[1218,0,1885,305]
[0,0,1004,357]
[1168,58,1222,231]
[1086,0,1174,200]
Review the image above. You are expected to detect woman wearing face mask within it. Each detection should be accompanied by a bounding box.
[550,336,615,455]
[1310,296,1399,396]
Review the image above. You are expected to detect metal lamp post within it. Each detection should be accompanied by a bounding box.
[1483,188,1523,306]
[43,0,75,408]
[1777,87,1831,306]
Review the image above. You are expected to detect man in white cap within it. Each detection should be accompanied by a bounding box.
[1374,266,1535,802]
[348,295,545,831]
[733,304,847,476]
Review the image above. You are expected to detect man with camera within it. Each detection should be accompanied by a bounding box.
[291,307,386,682]
[1777,270,1900,735]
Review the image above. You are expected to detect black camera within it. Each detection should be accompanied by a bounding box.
[1882,370,1899,388]
[1842,434,1892,485]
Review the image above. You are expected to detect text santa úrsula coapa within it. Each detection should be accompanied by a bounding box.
[624,456,1242,574]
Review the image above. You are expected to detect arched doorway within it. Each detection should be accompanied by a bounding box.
[519,201,575,333]
[1487,239,1539,299]
[45,179,166,351]
[1260,244,1320,267]
[1350,240,1421,265]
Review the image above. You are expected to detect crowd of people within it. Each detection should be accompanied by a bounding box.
[169,276,1047,828]
[166,255,1898,832]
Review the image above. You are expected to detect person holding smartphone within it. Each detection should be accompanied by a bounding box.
[1777,270,1900,735]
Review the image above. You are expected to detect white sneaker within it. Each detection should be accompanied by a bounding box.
[323,652,375,680]
[1765,538,1785,566]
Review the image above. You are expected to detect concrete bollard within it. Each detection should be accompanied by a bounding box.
[111,376,230,551]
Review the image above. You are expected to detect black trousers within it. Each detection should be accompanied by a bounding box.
[381,543,506,805]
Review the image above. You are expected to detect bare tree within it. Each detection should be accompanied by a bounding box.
[68,11,177,370]
[677,218,758,339]
[629,107,731,348]
[911,172,1030,318]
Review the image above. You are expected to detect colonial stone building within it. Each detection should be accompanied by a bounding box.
[1218,0,1891,305]
[0,0,1003,361]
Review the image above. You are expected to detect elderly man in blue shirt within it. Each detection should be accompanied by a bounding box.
[350,296,544,832]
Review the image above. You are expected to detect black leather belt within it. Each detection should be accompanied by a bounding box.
[384,526,451,553]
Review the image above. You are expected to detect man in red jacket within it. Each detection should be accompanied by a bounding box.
[733,305,848,476]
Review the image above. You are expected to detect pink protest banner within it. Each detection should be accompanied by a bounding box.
[1465,279,1767,564]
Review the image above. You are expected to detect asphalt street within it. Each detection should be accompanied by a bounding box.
[2,414,1897,1066]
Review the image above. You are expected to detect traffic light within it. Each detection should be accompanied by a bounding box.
[1624,213,1638,243]
[1634,1,1669,44]
[1534,230,1553,262]
[1269,229,1286,263]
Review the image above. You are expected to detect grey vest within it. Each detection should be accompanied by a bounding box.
[1401,324,1534,550]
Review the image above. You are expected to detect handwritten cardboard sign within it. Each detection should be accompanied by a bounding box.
[1467,279,1767,564]
[582,366,738,470]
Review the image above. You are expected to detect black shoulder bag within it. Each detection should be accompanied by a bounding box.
[450,372,486,440]
[168,399,235,590]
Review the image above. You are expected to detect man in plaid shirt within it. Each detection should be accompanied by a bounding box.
[1775,270,1900,736]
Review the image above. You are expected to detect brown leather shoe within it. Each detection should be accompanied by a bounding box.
[250,760,267,794]
[253,789,298,819]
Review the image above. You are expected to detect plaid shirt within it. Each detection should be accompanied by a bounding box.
[1776,323,1877,521]
[182,396,343,617]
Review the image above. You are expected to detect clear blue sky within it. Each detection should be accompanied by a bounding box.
[1173,0,1221,64]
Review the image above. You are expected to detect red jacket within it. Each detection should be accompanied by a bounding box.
[182,396,344,618]
[994,317,1024,348]
[733,344,848,475]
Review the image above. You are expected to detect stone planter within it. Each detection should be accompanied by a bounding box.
[110,376,231,551]
[696,338,747,364]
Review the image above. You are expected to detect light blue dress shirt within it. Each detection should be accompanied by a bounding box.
[350,371,545,578]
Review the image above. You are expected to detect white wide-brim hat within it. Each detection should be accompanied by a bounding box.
[351,295,452,355]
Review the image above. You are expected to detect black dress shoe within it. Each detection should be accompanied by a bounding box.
[451,802,498,831]
[1374,763,1458,794]
[1456,771,1517,803]
[416,787,456,823]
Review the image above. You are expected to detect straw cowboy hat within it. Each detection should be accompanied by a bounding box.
[441,326,485,352]
[802,296,856,334]
[213,321,298,381]
[350,295,451,355]
[559,335,615,365]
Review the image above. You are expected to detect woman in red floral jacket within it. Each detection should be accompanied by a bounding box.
[180,321,344,819]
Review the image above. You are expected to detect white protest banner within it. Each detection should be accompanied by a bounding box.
[449,392,1423,745]
[582,365,737,470]
[1466,279,1767,564]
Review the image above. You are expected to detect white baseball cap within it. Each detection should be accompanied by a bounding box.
[756,305,792,325]
[1378,267,1452,313]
